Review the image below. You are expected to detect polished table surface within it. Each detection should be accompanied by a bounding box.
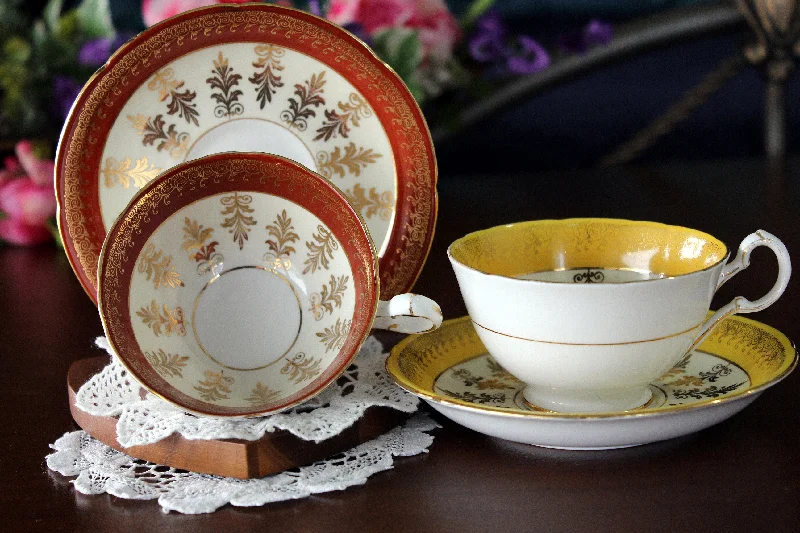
[2,158,799,532]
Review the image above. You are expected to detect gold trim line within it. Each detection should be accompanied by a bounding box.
[471,319,705,346]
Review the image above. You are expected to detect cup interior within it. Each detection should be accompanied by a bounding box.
[448,218,728,282]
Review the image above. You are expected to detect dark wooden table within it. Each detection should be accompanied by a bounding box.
[3,158,799,532]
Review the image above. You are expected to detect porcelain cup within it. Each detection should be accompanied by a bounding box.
[448,218,791,413]
[98,153,441,417]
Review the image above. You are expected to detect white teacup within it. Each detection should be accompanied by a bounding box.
[448,218,791,413]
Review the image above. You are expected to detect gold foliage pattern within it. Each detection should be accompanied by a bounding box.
[314,93,372,142]
[220,192,256,250]
[102,157,162,189]
[281,71,327,131]
[182,217,221,273]
[127,114,190,159]
[249,44,285,108]
[281,352,323,384]
[245,382,281,405]
[316,318,351,353]
[207,52,244,118]
[137,243,184,289]
[265,209,299,268]
[147,68,200,126]
[309,275,349,321]
[194,370,234,402]
[136,300,186,337]
[316,142,382,179]
[303,225,338,274]
[145,349,189,378]
[345,183,394,221]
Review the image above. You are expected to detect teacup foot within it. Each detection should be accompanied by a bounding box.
[522,385,653,414]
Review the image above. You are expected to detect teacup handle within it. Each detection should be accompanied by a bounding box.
[372,293,443,334]
[689,230,791,351]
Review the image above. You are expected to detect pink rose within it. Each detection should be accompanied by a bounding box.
[0,179,56,228]
[0,141,57,246]
[328,0,460,60]
[412,8,461,61]
[0,218,53,246]
[328,0,414,34]
[0,156,21,189]
[327,0,361,25]
[142,0,252,27]
[14,141,55,187]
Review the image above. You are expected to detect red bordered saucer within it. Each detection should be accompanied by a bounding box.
[57,3,437,304]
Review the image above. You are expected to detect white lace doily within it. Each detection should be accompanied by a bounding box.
[46,414,437,514]
[47,335,437,513]
[76,336,419,447]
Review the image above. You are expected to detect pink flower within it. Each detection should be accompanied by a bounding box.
[14,141,55,187]
[0,141,57,246]
[327,0,361,25]
[0,218,54,246]
[329,0,459,59]
[142,0,252,27]
[330,0,414,34]
[412,8,461,61]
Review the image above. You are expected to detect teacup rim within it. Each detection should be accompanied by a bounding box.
[447,217,731,285]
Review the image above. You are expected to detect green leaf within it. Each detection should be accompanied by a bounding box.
[462,0,496,27]
[373,28,421,80]
[0,2,30,36]
[32,21,48,49]
[75,0,115,39]
[47,218,64,249]
[44,0,65,32]
[372,28,425,102]
[4,37,31,62]
[55,11,80,43]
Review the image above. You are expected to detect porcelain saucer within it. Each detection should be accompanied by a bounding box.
[56,3,436,304]
[387,316,796,450]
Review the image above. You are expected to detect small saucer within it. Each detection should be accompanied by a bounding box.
[387,316,796,450]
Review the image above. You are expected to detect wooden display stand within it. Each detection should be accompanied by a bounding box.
[68,357,408,479]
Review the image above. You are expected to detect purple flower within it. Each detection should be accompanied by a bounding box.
[557,19,614,55]
[79,38,114,67]
[507,36,550,75]
[308,0,321,17]
[584,20,614,47]
[78,33,135,67]
[343,23,372,47]
[468,11,507,63]
[51,76,83,120]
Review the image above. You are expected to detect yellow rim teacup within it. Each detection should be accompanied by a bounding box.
[447,219,791,413]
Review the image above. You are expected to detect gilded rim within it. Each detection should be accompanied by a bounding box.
[447,218,731,285]
[386,316,797,421]
[98,152,381,418]
[57,2,437,304]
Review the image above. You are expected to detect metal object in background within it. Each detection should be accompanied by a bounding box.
[737,0,800,159]
[433,2,800,165]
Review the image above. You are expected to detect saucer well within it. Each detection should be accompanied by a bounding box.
[387,316,796,449]
[57,3,436,304]
[99,153,378,417]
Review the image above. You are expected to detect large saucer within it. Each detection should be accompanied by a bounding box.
[387,316,797,450]
[56,3,436,304]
